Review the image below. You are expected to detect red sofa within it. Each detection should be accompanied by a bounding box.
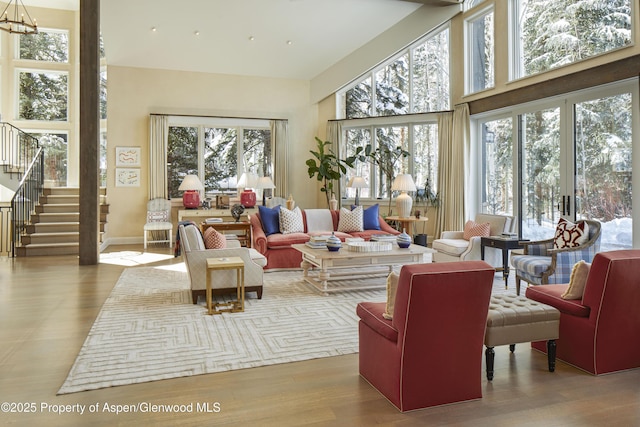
[250,208,399,269]
[525,250,640,375]
[356,261,495,412]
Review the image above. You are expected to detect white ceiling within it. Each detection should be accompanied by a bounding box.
[23,0,448,80]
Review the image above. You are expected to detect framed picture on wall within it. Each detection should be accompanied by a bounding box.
[115,146,141,167]
[115,168,141,187]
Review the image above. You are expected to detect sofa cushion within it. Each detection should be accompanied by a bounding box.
[525,284,591,318]
[356,301,398,342]
[463,220,491,240]
[338,206,363,232]
[183,224,205,251]
[203,227,227,249]
[362,204,381,230]
[561,260,591,300]
[280,206,304,234]
[258,205,281,236]
[553,217,589,249]
[432,238,469,256]
[266,232,309,248]
[305,209,334,233]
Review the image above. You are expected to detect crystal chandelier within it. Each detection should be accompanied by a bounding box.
[0,0,38,35]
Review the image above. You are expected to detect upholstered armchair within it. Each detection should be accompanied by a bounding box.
[178,224,266,303]
[525,250,640,375]
[356,261,495,412]
[432,213,515,267]
[511,219,601,295]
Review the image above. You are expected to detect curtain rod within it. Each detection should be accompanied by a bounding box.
[150,113,288,122]
[328,109,453,122]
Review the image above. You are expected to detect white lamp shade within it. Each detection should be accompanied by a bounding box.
[237,172,259,189]
[347,176,368,188]
[391,174,417,192]
[256,176,276,189]
[178,174,204,191]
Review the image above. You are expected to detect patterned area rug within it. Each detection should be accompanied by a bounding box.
[58,265,386,394]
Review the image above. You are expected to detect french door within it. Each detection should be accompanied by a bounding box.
[479,80,637,251]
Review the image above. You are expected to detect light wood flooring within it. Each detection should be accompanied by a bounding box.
[1,245,640,426]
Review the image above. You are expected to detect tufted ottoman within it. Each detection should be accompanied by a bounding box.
[484,293,560,380]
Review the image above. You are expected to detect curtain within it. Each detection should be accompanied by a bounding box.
[435,103,469,237]
[326,121,343,208]
[270,120,289,198]
[149,114,169,200]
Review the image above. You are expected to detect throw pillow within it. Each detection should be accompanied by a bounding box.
[561,260,591,300]
[463,220,491,240]
[279,206,304,234]
[203,227,227,249]
[338,205,364,232]
[383,271,400,320]
[553,218,589,249]
[361,204,381,230]
[258,205,281,236]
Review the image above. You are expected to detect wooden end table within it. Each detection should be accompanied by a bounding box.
[201,221,252,248]
[205,256,245,315]
[480,236,524,288]
[385,215,429,238]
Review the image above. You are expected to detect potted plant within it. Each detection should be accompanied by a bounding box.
[306,137,361,208]
[412,179,440,246]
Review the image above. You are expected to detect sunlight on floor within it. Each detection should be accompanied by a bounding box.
[99,250,175,266]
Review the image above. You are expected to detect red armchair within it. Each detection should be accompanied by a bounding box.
[356,261,495,412]
[525,250,640,375]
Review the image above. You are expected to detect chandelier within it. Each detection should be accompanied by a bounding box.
[0,0,38,35]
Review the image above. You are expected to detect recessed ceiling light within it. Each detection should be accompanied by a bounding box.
[151,27,157,32]
[194,30,200,36]
[248,36,255,41]
[286,40,293,45]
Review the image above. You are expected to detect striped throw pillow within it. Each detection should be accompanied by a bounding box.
[463,220,491,240]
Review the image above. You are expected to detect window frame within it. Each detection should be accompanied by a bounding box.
[15,27,70,63]
[464,4,495,95]
[15,67,70,122]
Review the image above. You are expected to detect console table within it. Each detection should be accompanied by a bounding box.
[178,208,248,223]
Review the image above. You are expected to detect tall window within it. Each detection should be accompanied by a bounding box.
[512,0,632,79]
[18,29,69,62]
[18,70,68,121]
[466,7,494,94]
[29,132,68,186]
[342,26,450,119]
[167,118,271,199]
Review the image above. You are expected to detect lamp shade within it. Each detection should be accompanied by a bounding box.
[391,174,416,218]
[178,175,204,209]
[257,176,276,206]
[348,176,368,206]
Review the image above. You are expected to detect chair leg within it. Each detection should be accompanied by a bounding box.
[547,340,557,372]
[144,231,147,249]
[485,346,495,381]
[516,277,521,295]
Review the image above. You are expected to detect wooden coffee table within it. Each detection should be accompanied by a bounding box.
[292,243,435,295]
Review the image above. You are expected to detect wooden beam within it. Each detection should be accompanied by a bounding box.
[79,0,100,265]
[468,54,640,115]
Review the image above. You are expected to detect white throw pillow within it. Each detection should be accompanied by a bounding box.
[553,218,589,249]
[338,206,363,233]
[279,206,304,234]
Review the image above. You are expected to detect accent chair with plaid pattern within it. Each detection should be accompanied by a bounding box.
[511,219,601,295]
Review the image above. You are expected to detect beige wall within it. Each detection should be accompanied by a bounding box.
[105,66,318,243]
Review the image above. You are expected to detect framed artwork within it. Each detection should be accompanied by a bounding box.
[115,168,141,187]
[115,146,141,167]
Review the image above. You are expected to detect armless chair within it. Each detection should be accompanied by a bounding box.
[143,198,173,249]
[356,261,495,412]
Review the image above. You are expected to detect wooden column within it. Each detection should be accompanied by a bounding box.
[79,0,100,265]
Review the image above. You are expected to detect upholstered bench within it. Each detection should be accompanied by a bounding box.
[484,293,560,380]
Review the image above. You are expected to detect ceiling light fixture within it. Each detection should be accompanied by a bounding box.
[151,26,157,32]
[248,36,255,41]
[194,30,200,36]
[286,40,293,45]
[0,0,37,35]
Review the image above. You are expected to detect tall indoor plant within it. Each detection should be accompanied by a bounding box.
[306,137,361,208]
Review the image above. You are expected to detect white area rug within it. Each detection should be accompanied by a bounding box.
[58,265,385,394]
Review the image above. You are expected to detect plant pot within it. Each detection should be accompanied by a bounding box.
[413,233,427,247]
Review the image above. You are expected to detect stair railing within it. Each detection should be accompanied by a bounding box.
[10,146,44,257]
[1,122,40,182]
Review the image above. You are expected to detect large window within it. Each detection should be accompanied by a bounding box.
[29,132,68,186]
[465,6,494,94]
[18,29,69,62]
[342,26,450,119]
[18,70,68,121]
[512,0,632,79]
[167,118,271,199]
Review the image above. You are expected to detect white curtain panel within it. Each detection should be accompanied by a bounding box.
[271,119,289,198]
[149,114,169,200]
[326,121,343,209]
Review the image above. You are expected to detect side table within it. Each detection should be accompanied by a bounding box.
[205,256,245,315]
[201,221,252,248]
[480,236,524,288]
[385,215,428,238]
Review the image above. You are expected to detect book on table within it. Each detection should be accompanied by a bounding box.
[205,217,223,223]
[305,241,327,249]
[370,234,397,242]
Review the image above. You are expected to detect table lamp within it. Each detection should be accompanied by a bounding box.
[347,176,368,206]
[238,172,259,208]
[391,174,416,218]
[178,174,204,209]
[257,176,276,206]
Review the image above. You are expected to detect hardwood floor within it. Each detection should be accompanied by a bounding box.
[1,245,639,426]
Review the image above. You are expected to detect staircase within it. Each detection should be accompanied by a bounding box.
[15,187,109,256]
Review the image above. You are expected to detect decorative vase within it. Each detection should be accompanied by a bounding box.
[326,232,342,252]
[397,228,411,248]
[329,193,338,211]
[286,194,295,210]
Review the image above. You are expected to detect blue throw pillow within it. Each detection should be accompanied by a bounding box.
[354,204,380,230]
[258,205,281,236]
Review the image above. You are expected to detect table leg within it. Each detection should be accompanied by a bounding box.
[503,248,510,289]
[206,268,213,315]
[238,267,245,312]
[318,269,330,294]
